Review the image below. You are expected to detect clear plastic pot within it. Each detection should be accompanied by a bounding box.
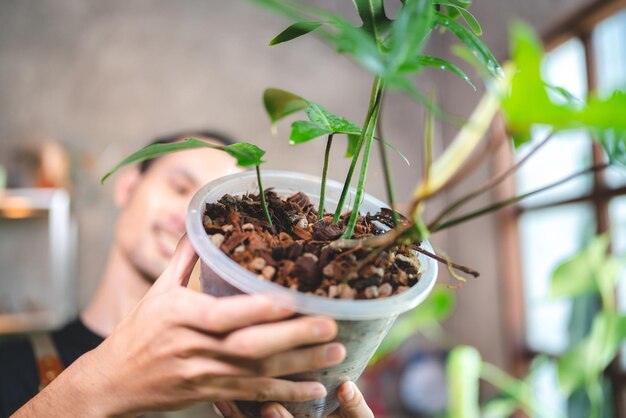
[187,170,438,418]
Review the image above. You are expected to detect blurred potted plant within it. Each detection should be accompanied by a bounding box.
[102,0,626,416]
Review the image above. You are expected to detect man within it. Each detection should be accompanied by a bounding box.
[0,132,373,418]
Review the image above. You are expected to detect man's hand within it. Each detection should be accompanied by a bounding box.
[214,381,374,418]
[14,236,346,418]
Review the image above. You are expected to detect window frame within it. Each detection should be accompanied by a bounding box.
[496,0,626,413]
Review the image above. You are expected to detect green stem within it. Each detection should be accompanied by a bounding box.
[376,93,400,227]
[342,90,383,238]
[318,134,334,220]
[332,76,384,224]
[433,164,608,232]
[427,131,554,229]
[256,165,273,227]
[480,363,566,418]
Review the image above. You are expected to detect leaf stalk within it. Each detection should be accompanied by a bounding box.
[255,165,273,227]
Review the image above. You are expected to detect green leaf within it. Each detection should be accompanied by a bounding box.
[387,0,433,72]
[101,139,266,184]
[503,22,626,148]
[222,143,266,167]
[269,21,323,46]
[439,0,472,8]
[346,134,360,158]
[289,121,333,144]
[352,0,392,42]
[557,312,621,395]
[305,102,362,135]
[448,346,481,418]
[331,19,387,75]
[596,126,626,166]
[550,234,610,299]
[545,83,584,107]
[435,12,500,77]
[263,88,309,125]
[482,397,518,418]
[435,2,482,35]
[458,8,482,35]
[400,54,475,90]
[266,91,410,164]
[369,287,455,365]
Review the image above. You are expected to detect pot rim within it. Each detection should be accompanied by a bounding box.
[186,170,438,320]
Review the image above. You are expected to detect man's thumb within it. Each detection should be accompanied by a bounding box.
[152,234,198,292]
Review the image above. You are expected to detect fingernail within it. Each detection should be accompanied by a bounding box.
[214,401,232,417]
[339,382,355,403]
[261,407,281,418]
[310,384,327,399]
[325,344,345,362]
[313,320,334,338]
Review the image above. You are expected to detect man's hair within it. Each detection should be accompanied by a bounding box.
[138,130,237,173]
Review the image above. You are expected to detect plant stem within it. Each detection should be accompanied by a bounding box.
[332,76,384,224]
[376,93,400,227]
[256,165,273,227]
[342,91,383,238]
[318,134,334,220]
[428,130,554,229]
[433,163,609,232]
[413,246,479,277]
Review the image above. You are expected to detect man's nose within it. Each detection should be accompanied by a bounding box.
[167,210,186,233]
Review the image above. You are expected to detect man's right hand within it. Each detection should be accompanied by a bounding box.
[13,236,346,418]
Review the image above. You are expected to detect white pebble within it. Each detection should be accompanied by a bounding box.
[378,283,393,298]
[234,245,245,254]
[314,288,327,297]
[223,225,234,232]
[242,223,255,231]
[297,217,309,229]
[322,264,334,277]
[249,257,266,271]
[364,286,379,299]
[303,253,319,262]
[328,285,339,298]
[210,233,225,247]
[338,283,356,299]
[261,265,276,280]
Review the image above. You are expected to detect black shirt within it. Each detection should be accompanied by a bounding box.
[0,318,103,417]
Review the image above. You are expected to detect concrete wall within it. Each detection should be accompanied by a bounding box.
[0,0,592,369]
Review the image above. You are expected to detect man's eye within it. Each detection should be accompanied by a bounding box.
[170,181,190,195]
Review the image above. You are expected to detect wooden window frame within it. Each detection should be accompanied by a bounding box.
[496,0,626,413]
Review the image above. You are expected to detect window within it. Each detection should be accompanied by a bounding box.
[500,2,626,416]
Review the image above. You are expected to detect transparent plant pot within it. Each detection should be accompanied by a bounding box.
[186,170,438,418]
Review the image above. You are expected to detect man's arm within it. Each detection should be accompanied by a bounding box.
[13,236,346,417]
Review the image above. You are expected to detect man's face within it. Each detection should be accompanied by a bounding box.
[114,142,241,282]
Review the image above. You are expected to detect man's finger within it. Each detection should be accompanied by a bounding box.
[214,401,244,417]
[176,293,295,334]
[332,381,373,418]
[260,402,292,418]
[217,316,337,359]
[151,234,198,292]
[258,343,346,377]
[202,377,327,403]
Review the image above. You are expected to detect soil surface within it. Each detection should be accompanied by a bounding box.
[202,190,422,300]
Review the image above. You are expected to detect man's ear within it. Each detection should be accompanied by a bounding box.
[114,167,141,208]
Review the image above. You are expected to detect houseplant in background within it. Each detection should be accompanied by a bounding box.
[102,0,626,416]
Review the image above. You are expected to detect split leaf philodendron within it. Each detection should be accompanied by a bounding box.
[102,1,626,288]
[262,87,409,222]
[100,138,272,225]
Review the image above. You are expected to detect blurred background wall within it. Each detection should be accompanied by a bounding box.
[0,0,595,384]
